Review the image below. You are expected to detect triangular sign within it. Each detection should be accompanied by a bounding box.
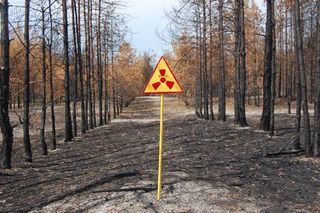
[144,56,183,94]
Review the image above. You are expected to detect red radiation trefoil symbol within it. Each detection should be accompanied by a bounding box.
[152,69,174,90]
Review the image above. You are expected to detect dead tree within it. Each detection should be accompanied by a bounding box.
[40,7,48,155]
[234,0,248,126]
[208,0,214,121]
[83,0,90,130]
[62,0,73,142]
[201,0,209,120]
[285,7,291,114]
[48,0,56,149]
[261,0,275,131]
[71,0,78,137]
[103,16,110,124]
[294,0,312,156]
[97,0,103,126]
[23,0,32,162]
[270,1,276,136]
[77,0,86,133]
[218,0,226,121]
[314,0,320,157]
[0,0,13,169]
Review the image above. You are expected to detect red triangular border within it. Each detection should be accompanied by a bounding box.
[143,56,183,94]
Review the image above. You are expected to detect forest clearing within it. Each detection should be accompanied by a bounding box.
[1,97,320,212]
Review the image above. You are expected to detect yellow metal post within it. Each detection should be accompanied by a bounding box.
[157,94,164,200]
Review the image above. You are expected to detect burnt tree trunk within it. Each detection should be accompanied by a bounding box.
[208,0,214,121]
[195,10,202,118]
[218,0,226,121]
[285,7,291,114]
[261,0,274,131]
[103,18,109,124]
[0,0,13,169]
[202,0,209,120]
[88,0,94,129]
[234,0,248,126]
[83,0,89,130]
[77,0,86,133]
[294,0,312,156]
[270,2,276,136]
[48,0,56,149]
[97,0,103,126]
[62,0,73,142]
[71,0,78,137]
[90,0,96,128]
[314,0,320,157]
[40,8,48,155]
[23,0,32,162]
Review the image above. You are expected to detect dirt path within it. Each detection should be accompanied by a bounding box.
[0,96,319,212]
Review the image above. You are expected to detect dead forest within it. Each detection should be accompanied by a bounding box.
[0,0,319,211]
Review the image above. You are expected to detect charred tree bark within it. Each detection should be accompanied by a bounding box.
[238,0,247,126]
[314,0,320,157]
[103,18,109,124]
[77,0,86,133]
[87,0,94,129]
[83,0,89,130]
[208,0,214,121]
[97,0,103,126]
[294,0,312,156]
[89,0,96,128]
[261,0,274,131]
[195,10,202,118]
[71,0,78,137]
[270,2,276,136]
[62,0,73,142]
[0,0,13,169]
[234,0,248,127]
[23,0,32,162]
[202,0,209,120]
[218,0,226,121]
[285,7,291,114]
[48,0,56,149]
[294,47,302,150]
[40,8,48,155]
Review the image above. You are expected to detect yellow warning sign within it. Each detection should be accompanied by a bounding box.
[144,56,183,94]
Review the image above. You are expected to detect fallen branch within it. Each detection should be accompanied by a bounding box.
[266,149,304,158]
[278,132,302,153]
[266,132,306,157]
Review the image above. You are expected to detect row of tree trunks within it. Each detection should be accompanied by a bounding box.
[1,0,127,169]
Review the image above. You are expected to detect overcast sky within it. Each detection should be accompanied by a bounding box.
[125,0,265,57]
[123,0,179,57]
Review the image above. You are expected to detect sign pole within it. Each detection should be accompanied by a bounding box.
[143,56,183,201]
[157,94,164,201]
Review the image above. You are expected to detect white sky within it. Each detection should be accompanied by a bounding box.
[123,0,179,57]
[125,0,265,57]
